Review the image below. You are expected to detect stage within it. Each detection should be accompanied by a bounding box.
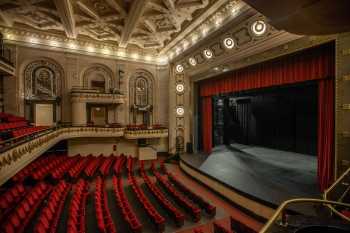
[180,144,320,219]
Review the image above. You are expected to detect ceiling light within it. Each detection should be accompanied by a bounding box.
[102,48,110,54]
[68,42,77,49]
[176,107,185,116]
[251,20,267,36]
[189,57,197,66]
[176,84,184,93]
[213,67,220,71]
[49,40,59,47]
[87,46,95,52]
[223,37,235,49]
[176,64,184,73]
[131,53,139,59]
[203,49,213,59]
[29,37,39,44]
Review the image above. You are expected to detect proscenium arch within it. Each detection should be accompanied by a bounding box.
[82,64,114,91]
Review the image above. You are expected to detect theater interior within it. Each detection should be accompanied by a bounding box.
[0,1,350,233]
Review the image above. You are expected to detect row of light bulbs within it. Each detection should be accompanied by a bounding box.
[5,33,168,64]
[175,20,267,73]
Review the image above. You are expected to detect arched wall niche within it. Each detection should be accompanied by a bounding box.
[23,58,65,125]
[129,69,156,126]
[82,64,114,92]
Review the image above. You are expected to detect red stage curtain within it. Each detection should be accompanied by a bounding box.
[201,96,212,154]
[317,78,334,191]
[200,43,335,97]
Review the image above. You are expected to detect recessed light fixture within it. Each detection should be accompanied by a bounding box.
[251,20,267,36]
[176,84,184,93]
[176,107,185,116]
[189,57,197,66]
[213,67,220,71]
[203,49,213,59]
[176,64,184,73]
[68,42,77,49]
[223,37,235,49]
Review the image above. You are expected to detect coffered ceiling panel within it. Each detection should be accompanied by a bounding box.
[0,0,219,50]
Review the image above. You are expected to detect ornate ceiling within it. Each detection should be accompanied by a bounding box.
[0,0,223,50]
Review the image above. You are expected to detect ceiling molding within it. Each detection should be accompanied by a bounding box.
[54,0,77,38]
[119,0,147,48]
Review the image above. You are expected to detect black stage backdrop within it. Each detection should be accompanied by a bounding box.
[218,81,317,155]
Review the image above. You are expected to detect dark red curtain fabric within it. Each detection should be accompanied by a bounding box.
[201,96,212,154]
[318,78,334,191]
[200,43,335,97]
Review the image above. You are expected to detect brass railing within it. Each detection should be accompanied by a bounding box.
[259,198,350,233]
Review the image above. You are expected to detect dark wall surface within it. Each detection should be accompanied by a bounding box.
[221,82,318,155]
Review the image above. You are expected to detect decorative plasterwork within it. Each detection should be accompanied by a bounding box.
[70,91,125,104]
[0,0,219,50]
[0,0,251,62]
[124,129,169,139]
[173,13,305,80]
[1,26,169,65]
[164,0,248,59]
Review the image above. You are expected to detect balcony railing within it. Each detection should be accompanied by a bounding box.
[70,87,125,104]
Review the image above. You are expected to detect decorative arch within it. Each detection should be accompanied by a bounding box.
[24,58,64,99]
[82,64,114,92]
[129,69,155,125]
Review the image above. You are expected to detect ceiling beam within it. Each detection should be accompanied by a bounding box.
[54,0,77,38]
[119,0,147,48]
[76,1,99,20]
[0,10,13,27]
[105,0,127,18]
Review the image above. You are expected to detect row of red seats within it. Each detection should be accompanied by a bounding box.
[95,176,117,233]
[51,157,80,180]
[113,155,126,177]
[0,121,27,131]
[3,182,52,233]
[151,163,201,222]
[167,171,216,216]
[83,155,103,178]
[128,158,166,232]
[12,126,48,138]
[112,176,142,233]
[140,161,185,227]
[0,183,26,221]
[230,217,257,233]
[99,156,115,177]
[32,156,67,180]
[34,181,71,233]
[68,155,92,179]
[12,155,57,182]
[193,228,204,233]
[0,112,26,122]
[214,222,233,233]
[67,179,89,233]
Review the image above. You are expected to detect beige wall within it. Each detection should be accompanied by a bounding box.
[3,45,170,127]
[68,138,138,157]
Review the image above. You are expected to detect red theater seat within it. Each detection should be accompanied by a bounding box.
[151,162,201,222]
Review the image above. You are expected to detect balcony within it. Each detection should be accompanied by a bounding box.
[124,126,169,139]
[70,87,125,104]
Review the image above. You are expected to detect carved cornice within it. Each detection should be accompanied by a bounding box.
[0,26,168,65]
[70,92,126,104]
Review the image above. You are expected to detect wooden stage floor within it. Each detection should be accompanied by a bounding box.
[181,144,320,208]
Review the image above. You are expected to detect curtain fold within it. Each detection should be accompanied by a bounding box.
[200,43,335,97]
[201,96,212,154]
[317,78,334,191]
